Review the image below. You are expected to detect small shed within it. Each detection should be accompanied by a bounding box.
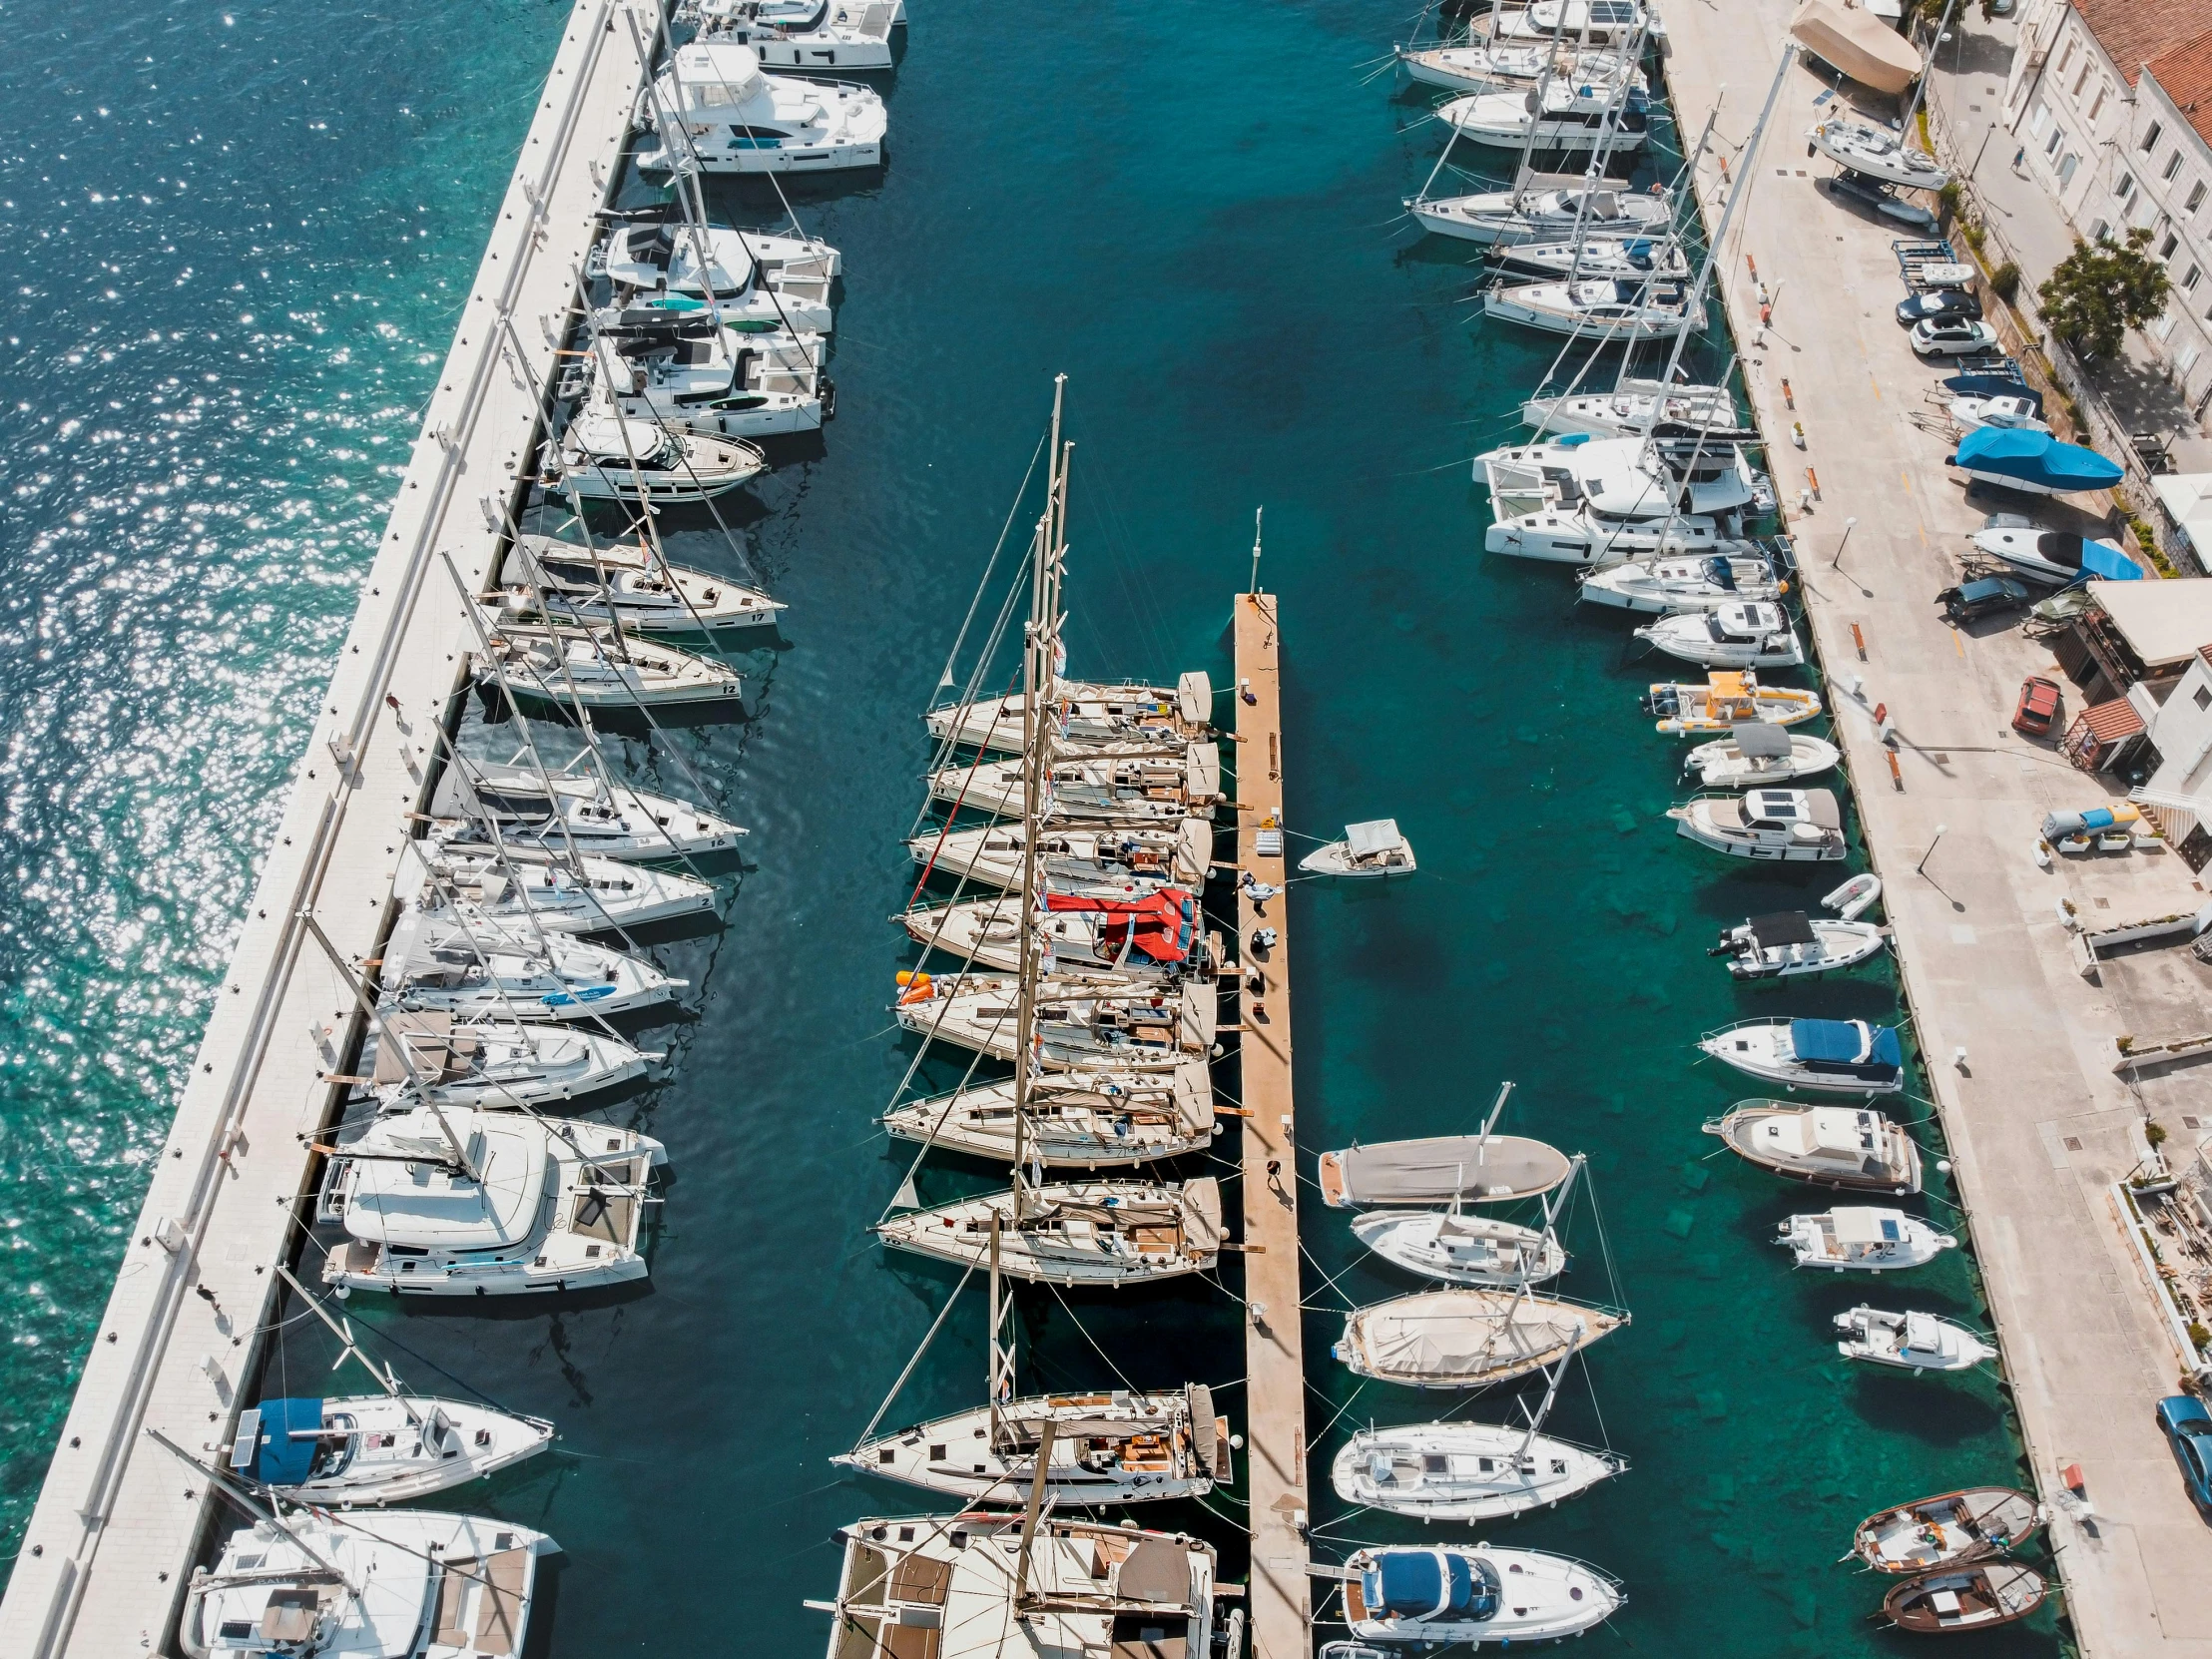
[2061,696,2148,774]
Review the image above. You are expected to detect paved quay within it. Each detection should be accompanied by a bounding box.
[1652,5,2212,1654]
[1232,590,1313,1659]
[0,2,660,1653]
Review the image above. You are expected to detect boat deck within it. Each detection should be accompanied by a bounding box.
[0,4,659,1654]
[1232,590,1312,1659]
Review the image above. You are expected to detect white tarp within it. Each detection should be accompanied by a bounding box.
[2153,472,2212,566]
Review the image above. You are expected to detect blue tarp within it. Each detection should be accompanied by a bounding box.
[1789,1020,1903,1070]
[1372,1551,1441,1617]
[1943,373,2040,414]
[245,1397,324,1488]
[2076,538,2144,582]
[1955,427,2124,492]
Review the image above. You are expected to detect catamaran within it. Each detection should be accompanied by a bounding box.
[595,215,839,333]
[584,312,827,437]
[634,43,887,174]
[1523,378,1753,440]
[688,0,899,71]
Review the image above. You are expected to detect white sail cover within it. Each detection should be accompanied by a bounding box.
[1349,1290,1610,1382]
[1326,1135,1571,1206]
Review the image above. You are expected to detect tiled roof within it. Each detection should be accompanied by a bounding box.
[2145,28,2212,148]
[2070,0,2211,87]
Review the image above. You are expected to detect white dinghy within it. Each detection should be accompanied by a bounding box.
[1668,788,1846,862]
[359,1011,650,1113]
[500,534,785,637]
[926,744,1223,823]
[908,818,1212,897]
[1681,723,1839,789]
[891,972,1215,1069]
[1646,672,1823,733]
[1835,1306,1996,1373]
[1336,1287,1624,1388]
[182,1509,555,1659]
[1635,601,1804,668]
[551,413,766,504]
[874,1178,1223,1287]
[634,43,886,175]
[1341,1543,1624,1646]
[1822,870,1883,920]
[926,671,1214,755]
[430,762,746,862]
[1699,1017,1906,1094]
[880,1061,1217,1167]
[1299,819,1416,876]
[1702,1101,1922,1193]
[1579,552,1784,615]
[595,217,839,333]
[318,1107,665,1296]
[1809,116,1947,191]
[1777,1206,1956,1271]
[475,621,745,712]
[1710,910,1886,979]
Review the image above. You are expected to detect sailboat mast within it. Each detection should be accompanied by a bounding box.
[987,1216,1014,1449]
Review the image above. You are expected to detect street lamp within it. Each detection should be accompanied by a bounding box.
[1832,516,1859,569]
[1917,823,1949,876]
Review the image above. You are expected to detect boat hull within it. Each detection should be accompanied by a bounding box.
[1332,1424,1624,1520]
[1335,1289,1623,1389]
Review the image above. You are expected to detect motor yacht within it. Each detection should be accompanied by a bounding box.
[879,1061,1217,1167]
[925,744,1223,823]
[635,43,886,174]
[1667,787,1845,861]
[838,1383,1228,1505]
[1340,1545,1623,1646]
[1335,1289,1622,1388]
[1332,1421,1625,1521]
[1436,82,1650,154]
[1834,1307,1996,1374]
[1635,601,1803,668]
[474,621,745,712]
[874,1178,1223,1286]
[317,1106,665,1295]
[1482,275,1701,339]
[1808,116,1947,190]
[907,819,1212,896]
[1852,1487,2045,1573]
[925,672,1215,755]
[1645,672,1822,733]
[1776,1207,1956,1271]
[181,1510,555,1659]
[594,217,839,333]
[1408,181,1671,246]
[232,1394,555,1505]
[1481,433,1758,534]
[689,0,897,70]
[551,412,766,503]
[1680,724,1839,787]
[1489,502,1755,565]
[1699,1017,1905,1093]
[498,534,784,636]
[430,762,746,862]
[902,888,1205,978]
[1701,1101,1922,1192]
[584,312,827,437]
[891,971,1215,1069]
[1710,910,1885,978]
[1578,552,1783,614]
[358,1011,651,1112]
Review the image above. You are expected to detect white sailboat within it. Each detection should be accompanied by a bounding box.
[1320,1088,1573,1208]
[431,761,746,862]
[1482,274,1703,339]
[411,840,718,935]
[1808,116,1947,190]
[500,534,784,637]
[379,905,680,1024]
[635,43,886,175]
[1336,1286,1623,1388]
[1401,40,1642,95]
[1411,180,1671,247]
[1578,552,1784,614]
[359,1011,650,1112]
[474,619,745,711]
[924,744,1224,823]
[907,818,1213,896]
[1523,378,1751,440]
[551,412,767,504]
[880,1061,1217,1167]
[1436,82,1651,154]
[902,887,1206,979]
[925,672,1215,755]
[1487,233,1688,281]
[1350,1153,1581,1288]
[1494,0,1656,45]
[892,971,1215,1068]
[874,1177,1223,1286]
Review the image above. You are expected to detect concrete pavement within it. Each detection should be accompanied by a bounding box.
[1656,4,2212,1653]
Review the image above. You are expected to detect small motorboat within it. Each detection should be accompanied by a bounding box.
[1884,1561,2047,1633]
[1635,601,1804,668]
[551,413,767,504]
[1341,1544,1623,1645]
[879,1062,1217,1167]
[1822,870,1883,920]
[633,42,886,175]
[1335,1289,1623,1388]
[1331,1421,1625,1521]
[1409,182,1672,247]
[1807,117,1948,190]
[1319,1132,1573,1208]
[925,672,1213,755]
[1682,724,1840,788]
[890,971,1215,1069]
[1701,1102,1922,1192]
[1350,1210,1567,1287]
[182,1510,556,1659]
[908,819,1213,896]
[1646,672,1822,733]
[837,1382,1230,1505]
[1482,275,1702,341]
[1299,819,1416,876]
[1698,1017,1906,1093]
[1710,910,1886,978]
[500,534,785,636]
[1835,1306,1997,1373]
[1668,788,1847,861]
[232,1394,555,1505]
[1949,392,2050,434]
[1776,1206,1956,1271]
[1488,234,1688,282]
[1970,525,2136,585]
[1852,1487,2046,1572]
[873,1178,1223,1287]
[1578,552,1783,615]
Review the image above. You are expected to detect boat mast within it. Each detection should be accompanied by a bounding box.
[988,1215,1015,1452]
[1471,1079,1514,1188]
[1514,1330,1581,1458]
[1008,375,1069,1225]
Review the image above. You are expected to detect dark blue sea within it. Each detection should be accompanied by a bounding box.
[0,0,2050,1652]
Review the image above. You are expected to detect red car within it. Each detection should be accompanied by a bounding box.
[2012,676,2062,737]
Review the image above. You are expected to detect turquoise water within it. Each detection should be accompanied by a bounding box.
[0,0,2050,1654]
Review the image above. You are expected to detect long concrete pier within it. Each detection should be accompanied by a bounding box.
[1652,7,2212,1654]
[0,3,660,1653]
[1232,591,1312,1659]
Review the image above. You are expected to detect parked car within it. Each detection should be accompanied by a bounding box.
[1912,316,2001,357]
[1936,574,2032,621]
[2011,675,2062,737]
[1897,289,1982,326]
[2155,1395,2212,1518]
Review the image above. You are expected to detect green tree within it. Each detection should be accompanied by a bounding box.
[2036,228,2172,359]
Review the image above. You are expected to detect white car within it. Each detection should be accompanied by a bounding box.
[1911,317,2000,357]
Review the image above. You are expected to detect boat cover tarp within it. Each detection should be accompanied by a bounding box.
[1347,820,1404,858]
[1330,1135,1572,1205]
[1180,1178,1223,1252]
[2073,538,2143,582]
[1185,742,1223,800]
[1789,0,1921,93]
[1117,1537,1194,1606]
[1954,427,2124,492]
[1176,670,1212,725]
[1188,1384,1219,1474]
[243,1398,324,1488]
[1353,1291,1590,1379]
[1790,1019,1903,1069]
[1733,721,1795,759]
[1749,911,1818,947]
[1832,1208,1907,1244]
[1943,374,2041,415]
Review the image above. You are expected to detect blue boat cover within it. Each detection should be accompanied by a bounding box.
[1955,427,2124,491]
[2075,539,2144,582]
[1942,373,2040,414]
[246,1397,324,1488]
[1370,1551,1440,1617]
[1704,557,1739,591]
[1554,432,1593,448]
[1789,1019,1903,1070]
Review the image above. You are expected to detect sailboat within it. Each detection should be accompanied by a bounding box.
[430,759,747,862]
[880,1061,1217,1167]
[410,839,719,935]
[378,904,681,1024]
[900,888,1208,979]
[473,618,745,711]
[906,819,1213,897]
[891,971,1216,1068]
[498,535,785,636]
[356,1010,651,1112]
[925,744,1224,822]
[925,673,1216,755]
[1336,1285,1623,1388]
[840,1221,1231,1501]
[1320,1086,1573,1209]
[1400,40,1642,96]
[551,411,767,504]
[1349,1154,1581,1287]
[1331,1348,1626,1521]
[874,1178,1223,1287]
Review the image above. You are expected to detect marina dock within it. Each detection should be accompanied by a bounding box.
[0,3,659,1653]
[1651,4,2212,1652]
[1233,589,1312,1659]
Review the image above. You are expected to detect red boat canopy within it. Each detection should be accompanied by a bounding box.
[1045,890,1196,963]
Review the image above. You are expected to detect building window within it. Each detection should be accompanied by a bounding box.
[2186,265,2203,292]
[2156,310,2180,340]
[2058,39,2075,78]
[2195,684,2211,712]
[2089,217,2107,241]
[2183,344,2204,380]
[2061,154,2081,188]
[2193,180,2209,213]
[2045,125,2064,158]
[2072,65,2090,99]
[2165,152,2185,183]
[2089,86,2108,124]
[2162,233,2179,260]
[2117,172,2137,205]
[2142,121,2165,154]
[2031,101,2050,137]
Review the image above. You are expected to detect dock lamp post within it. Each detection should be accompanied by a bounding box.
[1917,823,1949,876]
[1832,516,1859,570]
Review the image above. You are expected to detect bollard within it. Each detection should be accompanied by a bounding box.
[1888,750,1904,791]
[1807,466,1822,499]
[1746,253,1759,277]
[1797,486,1813,514]
[1851,622,1867,660]
[1782,377,1795,409]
